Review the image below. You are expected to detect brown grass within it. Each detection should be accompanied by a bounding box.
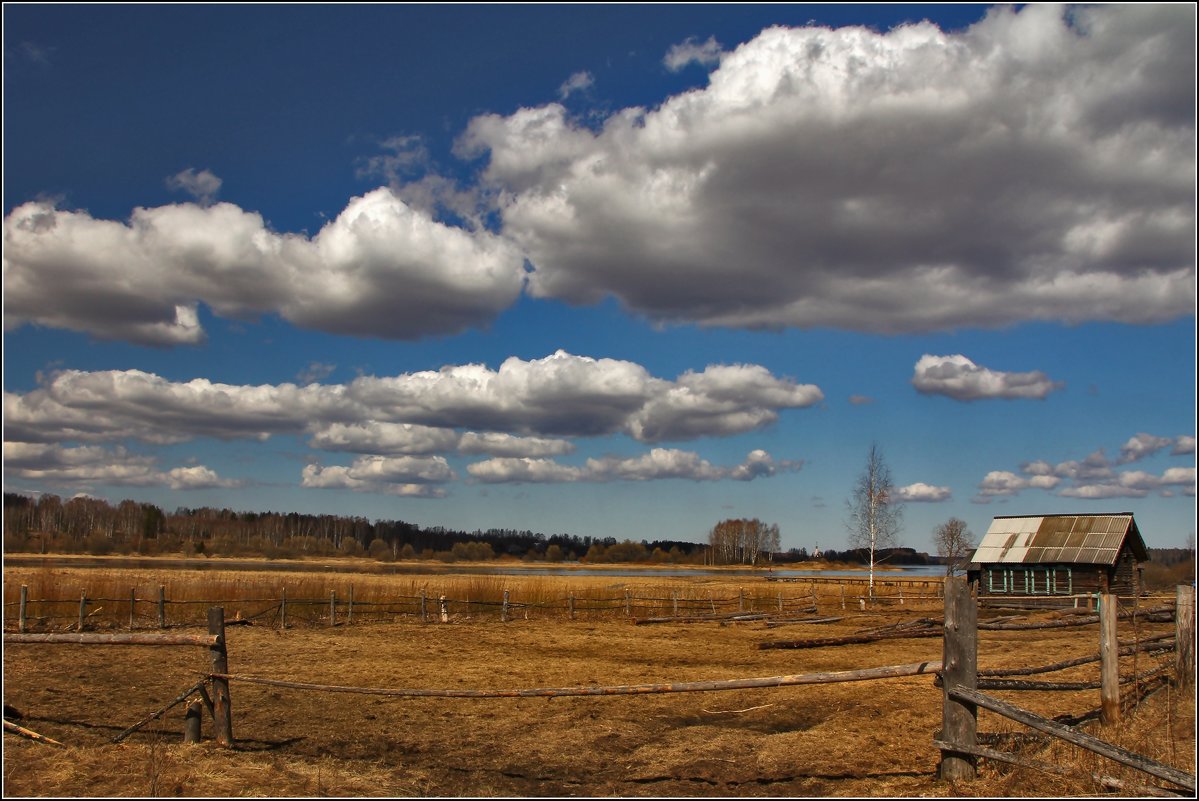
[2,562,1193,797]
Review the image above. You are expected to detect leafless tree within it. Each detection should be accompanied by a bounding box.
[845,443,904,596]
[934,517,975,577]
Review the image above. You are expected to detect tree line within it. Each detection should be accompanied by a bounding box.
[1,492,708,564]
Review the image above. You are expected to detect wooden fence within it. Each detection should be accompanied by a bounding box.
[6,578,951,631]
[938,579,1195,795]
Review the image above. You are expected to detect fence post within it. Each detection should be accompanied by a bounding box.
[840,583,846,610]
[130,588,137,630]
[1176,584,1195,687]
[440,595,448,623]
[329,591,337,627]
[625,589,631,617]
[19,585,28,633]
[672,591,678,617]
[183,699,202,744]
[158,585,166,629]
[778,591,783,612]
[1099,592,1120,725]
[420,589,427,623]
[939,575,977,782]
[78,590,86,632]
[208,607,232,746]
[569,593,575,620]
[502,590,509,622]
[739,587,744,612]
[280,587,288,630]
[348,585,354,626]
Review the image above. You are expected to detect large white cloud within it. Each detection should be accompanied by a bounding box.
[912,354,1063,401]
[3,188,526,345]
[460,4,1194,333]
[4,352,820,493]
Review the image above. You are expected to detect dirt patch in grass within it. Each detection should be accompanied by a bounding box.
[3,567,1192,797]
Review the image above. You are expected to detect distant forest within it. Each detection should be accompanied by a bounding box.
[5,492,1189,569]
[3,491,941,565]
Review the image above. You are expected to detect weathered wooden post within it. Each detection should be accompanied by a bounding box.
[129,588,137,630]
[1176,584,1195,687]
[208,607,232,746]
[348,585,354,625]
[78,590,86,632]
[329,591,337,627]
[502,590,510,622]
[1099,591,1120,725]
[183,700,202,744]
[158,585,166,629]
[672,591,678,617]
[738,587,744,612]
[280,587,288,629]
[939,575,977,782]
[840,583,846,610]
[19,585,27,633]
[420,588,428,623]
[439,595,449,623]
[624,589,631,617]
[569,593,575,620]
[777,591,783,612]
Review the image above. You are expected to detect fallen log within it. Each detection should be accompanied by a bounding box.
[211,659,943,699]
[634,612,772,625]
[948,686,1195,792]
[3,720,64,747]
[763,616,844,628]
[931,739,1185,797]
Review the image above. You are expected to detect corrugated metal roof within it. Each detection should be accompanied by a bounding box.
[968,514,1146,566]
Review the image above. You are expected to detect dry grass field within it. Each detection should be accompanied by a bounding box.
[2,561,1194,797]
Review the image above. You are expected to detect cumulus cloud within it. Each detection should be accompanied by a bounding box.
[165,168,223,206]
[896,483,952,502]
[912,354,1064,401]
[663,35,724,71]
[4,352,819,497]
[1118,432,1175,463]
[460,5,1193,333]
[3,187,526,345]
[558,71,594,99]
[466,448,799,484]
[2,441,238,490]
[301,456,454,497]
[977,435,1197,500]
[4,352,819,448]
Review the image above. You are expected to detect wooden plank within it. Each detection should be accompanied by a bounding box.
[4,633,220,646]
[948,686,1195,792]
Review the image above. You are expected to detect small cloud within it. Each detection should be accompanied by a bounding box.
[912,354,1064,401]
[1172,435,1196,456]
[663,35,723,72]
[16,41,54,65]
[297,362,336,385]
[896,483,951,502]
[165,168,222,206]
[848,395,874,405]
[1118,433,1174,464]
[558,71,595,100]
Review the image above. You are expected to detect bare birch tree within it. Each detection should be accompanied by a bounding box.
[845,443,903,596]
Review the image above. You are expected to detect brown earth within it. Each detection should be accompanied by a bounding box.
[2,567,1193,797]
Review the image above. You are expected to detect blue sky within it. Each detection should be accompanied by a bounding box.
[4,4,1196,552]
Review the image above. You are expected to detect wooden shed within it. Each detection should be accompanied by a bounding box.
[967,513,1149,599]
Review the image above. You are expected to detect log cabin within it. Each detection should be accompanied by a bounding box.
[967,513,1148,599]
